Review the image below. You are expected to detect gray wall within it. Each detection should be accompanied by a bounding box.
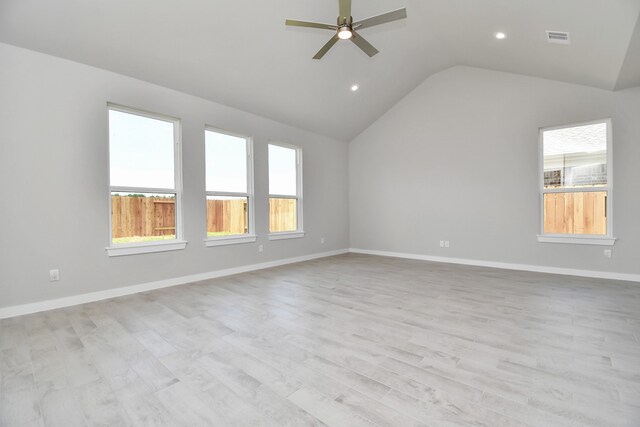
[0,43,349,308]
[350,66,640,275]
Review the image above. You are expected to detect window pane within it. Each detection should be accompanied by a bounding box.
[205,131,247,193]
[206,196,248,236]
[109,110,175,189]
[543,192,607,235]
[269,198,297,232]
[111,192,176,243]
[269,144,297,196]
[543,122,607,189]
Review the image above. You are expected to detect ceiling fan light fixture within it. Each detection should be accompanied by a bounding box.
[338,26,353,39]
[285,2,407,59]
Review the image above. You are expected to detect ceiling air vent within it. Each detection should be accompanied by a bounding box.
[546,31,570,44]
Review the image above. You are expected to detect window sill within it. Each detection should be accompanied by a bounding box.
[269,231,305,241]
[106,240,187,257]
[204,235,257,247]
[537,235,616,246]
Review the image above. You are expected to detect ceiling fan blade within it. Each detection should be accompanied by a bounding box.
[351,31,379,57]
[339,0,352,24]
[353,8,407,30]
[285,19,337,30]
[313,34,340,59]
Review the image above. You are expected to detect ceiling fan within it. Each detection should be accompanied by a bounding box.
[285,0,407,59]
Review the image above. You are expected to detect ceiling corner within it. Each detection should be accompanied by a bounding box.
[615,11,640,91]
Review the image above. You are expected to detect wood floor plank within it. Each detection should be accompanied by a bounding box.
[116,377,178,426]
[75,378,130,426]
[154,381,229,426]
[2,254,640,426]
[288,386,373,427]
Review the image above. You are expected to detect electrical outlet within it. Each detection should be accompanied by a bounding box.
[440,241,445,247]
[258,244,264,253]
[320,237,325,244]
[49,269,60,282]
[604,249,612,258]
[445,241,450,248]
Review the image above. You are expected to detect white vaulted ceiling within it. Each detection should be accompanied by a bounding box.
[1,0,639,141]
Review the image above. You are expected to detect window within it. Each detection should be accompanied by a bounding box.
[268,143,304,239]
[204,128,255,246]
[538,119,615,245]
[107,105,185,256]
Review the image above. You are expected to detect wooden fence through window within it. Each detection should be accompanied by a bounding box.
[543,191,606,235]
[111,195,297,239]
[111,195,176,239]
[269,198,297,233]
[206,198,248,235]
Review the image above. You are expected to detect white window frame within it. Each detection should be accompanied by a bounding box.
[106,104,186,256]
[537,118,615,246]
[204,126,256,247]
[268,142,304,240]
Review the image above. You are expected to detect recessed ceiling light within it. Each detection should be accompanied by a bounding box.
[350,84,359,92]
[495,32,507,40]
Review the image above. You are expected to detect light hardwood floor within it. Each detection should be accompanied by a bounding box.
[1,253,640,426]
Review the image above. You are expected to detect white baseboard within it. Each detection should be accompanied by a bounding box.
[0,249,349,320]
[4,247,637,320]
[349,248,640,283]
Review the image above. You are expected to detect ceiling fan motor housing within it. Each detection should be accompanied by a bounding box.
[338,16,353,26]
[337,16,353,39]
